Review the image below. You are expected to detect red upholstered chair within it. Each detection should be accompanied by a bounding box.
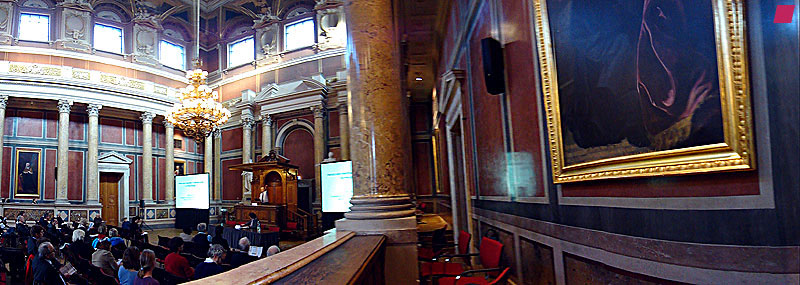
[423,237,505,283]
[268,226,281,232]
[436,267,510,285]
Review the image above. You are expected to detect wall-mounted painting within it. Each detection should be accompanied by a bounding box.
[533,0,755,183]
[15,149,41,197]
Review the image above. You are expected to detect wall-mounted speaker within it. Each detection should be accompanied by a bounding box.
[481,37,506,95]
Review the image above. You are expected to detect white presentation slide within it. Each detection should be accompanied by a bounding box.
[175,173,210,209]
[321,161,353,212]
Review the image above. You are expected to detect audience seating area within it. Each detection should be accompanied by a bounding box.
[0,214,276,285]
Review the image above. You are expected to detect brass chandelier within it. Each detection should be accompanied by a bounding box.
[165,0,230,142]
[165,70,230,142]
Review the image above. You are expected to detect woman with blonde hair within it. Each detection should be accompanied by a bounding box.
[134,249,159,285]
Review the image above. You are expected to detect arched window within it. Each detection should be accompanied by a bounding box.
[228,36,254,67]
[284,17,315,51]
[160,40,185,70]
[94,23,123,54]
[93,5,128,55]
[18,0,53,43]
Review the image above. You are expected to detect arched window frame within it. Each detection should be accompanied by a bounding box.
[92,6,129,56]
[16,0,55,44]
[222,17,256,70]
[159,21,192,71]
[281,6,316,53]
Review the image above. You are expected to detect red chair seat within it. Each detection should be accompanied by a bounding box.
[420,261,464,277]
[268,226,280,232]
[418,248,436,260]
[225,221,238,226]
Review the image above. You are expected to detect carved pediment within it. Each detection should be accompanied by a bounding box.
[98,151,133,164]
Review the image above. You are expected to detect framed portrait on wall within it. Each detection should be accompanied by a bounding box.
[532,0,755,183]
[15,149,41,197]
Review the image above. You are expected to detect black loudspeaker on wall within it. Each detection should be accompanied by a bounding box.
[481,37,506,95]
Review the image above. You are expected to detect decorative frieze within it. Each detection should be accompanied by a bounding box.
[9,64,62,76]
[72,70,90,80]
[100,74,146,90]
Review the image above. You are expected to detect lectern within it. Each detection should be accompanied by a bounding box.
[228,150,299,228]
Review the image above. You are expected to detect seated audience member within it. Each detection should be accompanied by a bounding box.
[266,245,281,257]
[230,237,252,267]
[135,249,159,285]
[28,225,45,255]
[245,212,260,229]
[33,241,67,285]
[210,225,229,251]
[121,218,131,230]
[38,212,50,228]
[192,223,209,247]
[107,228,125,247]
[70,229,93,260]
[118,246,140,285]
[180,227,193,242]
[193,244,226,279]
[92,239,119,276]
[165,237,194,279]
[16,215,30,237]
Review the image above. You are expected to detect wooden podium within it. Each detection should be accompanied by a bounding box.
[228,150,299,228]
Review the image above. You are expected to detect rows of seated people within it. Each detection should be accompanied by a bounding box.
[0,212,281,285]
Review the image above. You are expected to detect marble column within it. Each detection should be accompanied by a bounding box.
[338,103,350,160]
[241,112,255,203]
[141,112,155,202]
[86,104,102,204]
[261,115,272,157]
[312,105,325,204]
[164,122,175,202]
[204,134,213,174]
[335,0,417,282]
[56,100,72,203]
[0,96,7,187]
[213,129,222,201]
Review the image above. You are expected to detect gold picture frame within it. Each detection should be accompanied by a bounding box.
[14,149,42,197]
[533,0,755,183]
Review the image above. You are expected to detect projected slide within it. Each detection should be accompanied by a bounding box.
[321,161,353,212]
[176,173,210,209]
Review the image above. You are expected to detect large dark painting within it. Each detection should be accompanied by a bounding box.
[15,149,41,197]
[534,0,755,182]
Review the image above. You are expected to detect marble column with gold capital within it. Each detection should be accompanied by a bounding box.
[336,0,417,282]
[0,96,7,189]
[164,122,175,202]
[141,112,155,202]
[86,104,102,204]
[56,99,72,203]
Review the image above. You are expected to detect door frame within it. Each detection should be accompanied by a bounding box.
[445,84,475,251]
[97,152,132,222]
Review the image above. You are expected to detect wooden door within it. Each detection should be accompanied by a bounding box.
[99,173,121,226]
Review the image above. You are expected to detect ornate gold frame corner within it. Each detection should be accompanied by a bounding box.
[532,0,755,183]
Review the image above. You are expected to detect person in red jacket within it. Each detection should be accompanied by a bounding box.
[164,237,194,279]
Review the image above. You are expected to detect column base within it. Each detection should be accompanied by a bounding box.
[85,200,101,206]
[336,195,418,284]
[55,199,70,205]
